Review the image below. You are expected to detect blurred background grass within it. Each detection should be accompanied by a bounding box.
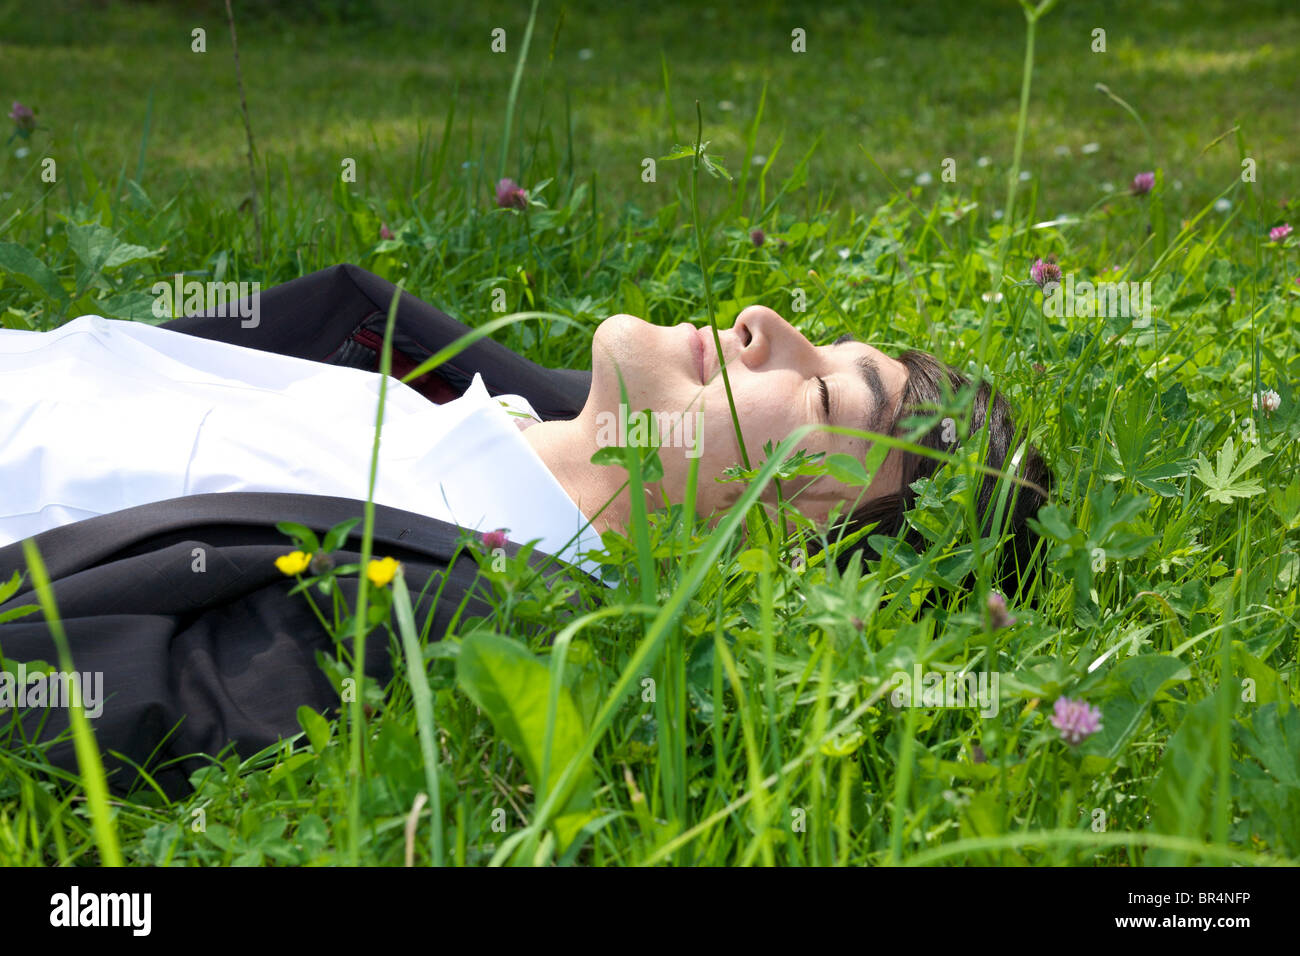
[2,0,1296,218]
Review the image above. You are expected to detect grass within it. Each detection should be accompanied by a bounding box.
[0,0,1297,866]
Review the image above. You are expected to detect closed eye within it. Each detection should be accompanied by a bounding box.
[816,376,830,417]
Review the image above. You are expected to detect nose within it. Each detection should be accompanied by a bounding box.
[732,305,814,371]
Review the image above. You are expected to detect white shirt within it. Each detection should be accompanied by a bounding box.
[0,315,603,577]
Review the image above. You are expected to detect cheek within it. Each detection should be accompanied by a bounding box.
[689,383,812,488]
[729,378,801,444]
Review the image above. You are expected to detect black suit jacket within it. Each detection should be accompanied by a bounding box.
[0,265,594,797]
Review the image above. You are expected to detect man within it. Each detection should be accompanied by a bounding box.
[0,264,600,797]
[0,263,1048,796]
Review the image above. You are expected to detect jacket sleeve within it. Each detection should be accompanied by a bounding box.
[0,491,576,797]
[159,263,592,421]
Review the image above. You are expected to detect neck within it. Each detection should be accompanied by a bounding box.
[522,414,641,536]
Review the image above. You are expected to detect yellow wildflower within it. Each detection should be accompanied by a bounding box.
[275,550,312,576]
[366,556,401,588]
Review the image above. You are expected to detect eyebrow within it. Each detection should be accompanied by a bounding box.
[831,334,889,432]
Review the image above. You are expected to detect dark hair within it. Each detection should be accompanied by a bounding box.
[827,349,1053,600]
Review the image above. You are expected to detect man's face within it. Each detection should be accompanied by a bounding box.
[585,305,910,523]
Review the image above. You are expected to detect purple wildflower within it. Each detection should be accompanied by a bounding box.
[495,178,528,211]
[986,591,1017,629]
[750,228,765,248]
[379,222,394,240]
[1050,696,1103,746]
[1130,171,1155,196]
[9,101,35,136]
[481,528,509,551]
[1269,223,1292,243]
[1029,256,1061,290]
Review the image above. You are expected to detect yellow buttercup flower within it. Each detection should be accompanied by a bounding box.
[275,550,312,576]
[366,556,401,588]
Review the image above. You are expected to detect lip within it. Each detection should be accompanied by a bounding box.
[689,324,705,384]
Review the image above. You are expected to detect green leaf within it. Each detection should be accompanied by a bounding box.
[1268,479,1300,530]
[1193,436,1270,504]
[0,569,25,605]
[455,631,595,839]
[1234,644,1291,709]
[659,145,696,162]
[2,658,56,677]
[1081,654,1189,760]
[295,814,330,858]
[1146,696,1218,864]
[0,604,39,626]
[589,445,625,467]
[701,153,733,182]
[819,730,865,757]
[103,239,158,270]
[275,521,321,555]
[96,290,163,323]
[824,453,875,487]
[1026,504,1081,544]
[321,517,362,555]
[296,705,332,754]
[0,242,67,304]
[1234,703,1300,853]
[635,444,664,483]
[1239,702,1300,787]
[1089,485,1150,541]
[590,441,663,484]
[737,548,775,574]
[204,823,235,851]
[66,222,118,274]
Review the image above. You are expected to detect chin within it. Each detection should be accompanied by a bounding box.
[593,313,650,351]
[590,314,667,406]
[592,314,646,373]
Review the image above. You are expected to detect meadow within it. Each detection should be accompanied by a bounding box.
[0,0,1297,866]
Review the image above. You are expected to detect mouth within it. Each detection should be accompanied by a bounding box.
[689,325,705,384]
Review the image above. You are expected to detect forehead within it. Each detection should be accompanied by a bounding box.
[826,337,907,380]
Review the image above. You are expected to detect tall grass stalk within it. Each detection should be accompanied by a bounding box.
[20,541,123,866]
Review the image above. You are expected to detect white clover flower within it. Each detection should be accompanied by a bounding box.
[751,154,767,166]
[977,156,992,168]
[1019,170,1032,181]
[577,48,594,60]
[1081,142,1101,154]
[718,100,735,111]
[838,247,851,260]
[1253,389,1281,414]
[1054,145,1071,157]
[981,291,1004,303]
[1214,198,1232,213]
[915,171,933,186]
